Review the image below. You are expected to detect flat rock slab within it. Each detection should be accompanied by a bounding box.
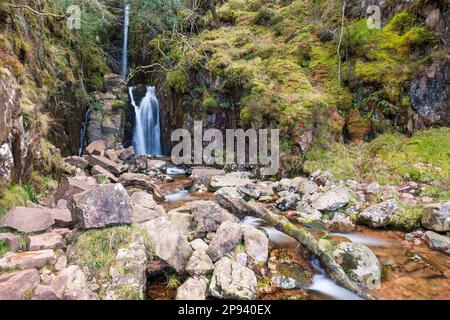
[69,183,133,229]
[0,207,54,233]
[0,269,40,300]
[88,155,127,175]
[28,232,65,251]
[53,176,98,202]
[50,208,74,227]
[0,249,57,270]
[91,165,119,182]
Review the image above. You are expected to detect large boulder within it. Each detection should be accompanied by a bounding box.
[208,173,252,192]
[176,277,209,300]
[326,212,356,232]
[311,187,351,212]
[167,211,195,237]
[0,250,57,270]
[332,242,381,289]
[69,184,133,229]
[118,173,165,202]
[50,205,74,228]
[105,238,148,300]
[0,207,54,233]
[213,187,250,217]
[140,215,192,273]
[186,250,214,277]
[0,269,40,300]
[50,265,99,300]
[359,199,399,228]
[209,257,257,300]
[242,226,269,267]
[424,231,450,254]
[207,221,243,262]
[421,202,450,232]
[130,191,166,223]
[53,176,98,202]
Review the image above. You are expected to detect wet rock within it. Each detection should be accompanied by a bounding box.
[207,221,243,262]
[268,250,313,289]
[424,231,450,254]
[0,207,54,233]
[0,269,40,300]
[69,184,133,229]
[332,242,381,289]
[0,250,57,270]
[0,232,23,251]
[276,193,300,211]
[326,212,356,233]
[28,232,65,251]
[311,187,350,212]
[85,140,106,156]
[140,215,192,273]
[50,265,99,300]
[242,226,269,267]
[147,159,167,171]
[53,176,98,202]
[88,155,128,175]
[190,239,209,252]
[209,257,257,300]
[359,199,399,228]
[176,277,209,300]
[91,165,119,182]
[208,173,252,192]
[105,238,148,300]
[32,284,59,300]
[421,202,450,232]
[186,250,214,277]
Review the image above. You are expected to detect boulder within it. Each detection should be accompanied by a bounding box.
[268,249,313,289]
[359,199,399,228]
[105,238,148,300]
[69,184,133,229]
[119,173,165,201]
[147,159,167,171]
[91,165,119,182]
[88,155,128,175]
[105,149,121,163]
[208,173,252,192]
[332,242,381,289]
[28,232,65,251]
[276,193,300,211]
[207,221,243,262]
[213,187,250,217]
[168,211,195,237]
[63,156,89,170]
[50,265,99,300]
[366,182,382,195]
[176,277,209,300]
[0,232,23,251]
[49,207,74,228]
[85,140,106,156]
[186,250,214,277]
[0,207,54,233]
[118,146,135,161]
[140,215,192,273]
[190,239,209,252]
[326,212,356,232]
[32,284,59,300]
[421,202,450,232]
[298,180,319,195]
[55,255,68,272]
[209,257,257,300]
[242,226,269,266]
[130,191,166,223]
[53,176,98,202]
[0,249,57,270]
[0,269,40,300]
[424,231,450,254]
[311,187,351,212]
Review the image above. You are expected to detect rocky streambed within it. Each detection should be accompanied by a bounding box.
[0,143,449,300]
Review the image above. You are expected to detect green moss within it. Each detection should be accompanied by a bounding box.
[202,96,219,109]
[0,239,10,256]
[111,100,126,111]
[166,67,188,93]
[390,204,424,232]
[0,185,31,211]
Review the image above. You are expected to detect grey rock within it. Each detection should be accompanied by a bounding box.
[207,221,243,262]
[359,199,399,228]
[424,231,450,254]
[0,207,54,233]
[421,202,450,232]
[176,277,209,300]
[186,250,214,277]
[242,226,269,266]
[311,187,351,212]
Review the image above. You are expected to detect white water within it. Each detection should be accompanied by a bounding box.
[129,86,162,156]
[166,167,187,175]
[165,189,191,202]
[331,232,393,247]
[121,3,131,79]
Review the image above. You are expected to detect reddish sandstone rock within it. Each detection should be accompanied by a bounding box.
[0,269,40,300]
[0,207,54,233]
[28,232,65,251]
[0,250,57,270]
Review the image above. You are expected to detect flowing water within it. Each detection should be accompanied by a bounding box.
[78,107,91,156]
[129,86,162,156]
[121,3,131,79]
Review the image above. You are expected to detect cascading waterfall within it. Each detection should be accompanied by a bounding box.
[129,86,162,156]
[121,3,131,79]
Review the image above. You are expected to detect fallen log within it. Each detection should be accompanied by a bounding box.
[213,187,374,300]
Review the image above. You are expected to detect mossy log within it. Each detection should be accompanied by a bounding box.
[213,189,374,300]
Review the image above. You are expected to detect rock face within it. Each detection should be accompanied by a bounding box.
[0,269,40,300]
[311,188,350,212]
[207,221,243,262]
[359,199,399,228]
[140,215,192,273]
[422,202,450,232]
[0,207,54,233]
[424,231,450,254]
[186,250,214,277]
[242,226,269,266]
[50,265,98,300]
[106,239,148,300]
[209,257,257,300]
[69,184,133,229]
[0,250,57,270]
[176,277,209,300]
[332,242,381,289]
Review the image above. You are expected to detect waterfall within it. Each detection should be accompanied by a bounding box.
[78,108,91,156]
[129,86,162,156]
[121,3,131,79]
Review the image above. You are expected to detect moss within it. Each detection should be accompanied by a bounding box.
[111,100,126,111]
[0,185,31,211]
[0,239,10,256]
[166,67,188,93]
[202,96,219,109]
[113,284,144,300]
[165,272,181,290]
[390,204,424,232]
